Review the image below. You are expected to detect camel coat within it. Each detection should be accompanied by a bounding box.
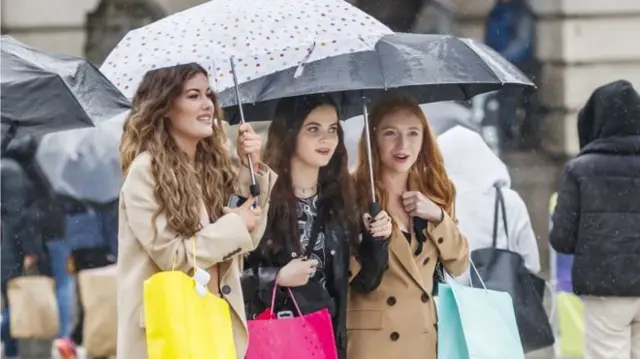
[347,212,469,359]
[116,152,276,359]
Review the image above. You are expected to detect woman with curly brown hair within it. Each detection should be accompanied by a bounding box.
[241,94,391,358]
[116,63,276,359]
[347,95,469,359]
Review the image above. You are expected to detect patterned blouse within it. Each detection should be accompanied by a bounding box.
[296,194,332,288]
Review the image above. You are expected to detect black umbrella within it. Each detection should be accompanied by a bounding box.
[1,36,130,151]
[220,33,534,121]
[221,33,535,218]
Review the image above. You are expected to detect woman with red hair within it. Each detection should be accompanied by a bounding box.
[348,95,469,359]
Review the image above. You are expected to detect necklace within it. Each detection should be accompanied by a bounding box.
[293,184,318,198]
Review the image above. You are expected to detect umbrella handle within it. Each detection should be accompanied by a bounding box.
[368,201,387,241]
[249,183,260,199]
[369,202,381,218]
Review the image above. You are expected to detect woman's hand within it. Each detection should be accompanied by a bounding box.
[363,210,392,239]
[276,258,319,287]
[236,123,261,171]
[402,191,444,223]
[222,197,262,232]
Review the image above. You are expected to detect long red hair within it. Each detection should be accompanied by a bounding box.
[353,95,456,217]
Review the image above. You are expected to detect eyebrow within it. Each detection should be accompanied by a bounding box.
[185,87,212,94]
[380,126,420,131]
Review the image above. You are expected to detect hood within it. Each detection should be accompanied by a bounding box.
[437,126,510,193]
[578,80,640,149]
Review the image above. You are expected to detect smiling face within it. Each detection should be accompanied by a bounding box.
[167,72,215,147]
[375,107,424,174]
[292,104,340,168]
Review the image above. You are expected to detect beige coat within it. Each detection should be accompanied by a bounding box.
[347,213,469,359]
[116,152,276,359]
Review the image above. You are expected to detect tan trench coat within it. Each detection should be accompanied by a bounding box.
[347,212,469,359]
[116,151,276,359]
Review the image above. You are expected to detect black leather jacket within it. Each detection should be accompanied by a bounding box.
[242,214,388,359]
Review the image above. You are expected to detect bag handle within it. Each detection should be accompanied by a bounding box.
[270,283,304,318]
[171,236,197,271]
[444,259,487,291]
[491,184,509,249]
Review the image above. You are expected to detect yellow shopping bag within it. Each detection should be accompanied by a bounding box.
[143,238,237,359]
[557,292,585,358]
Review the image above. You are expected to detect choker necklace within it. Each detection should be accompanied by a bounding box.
[293,184,318,198]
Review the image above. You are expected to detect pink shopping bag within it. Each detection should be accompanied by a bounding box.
[246,284,338,359]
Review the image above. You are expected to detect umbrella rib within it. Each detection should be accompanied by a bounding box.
[458,38,504,87]
[54,74,96,127]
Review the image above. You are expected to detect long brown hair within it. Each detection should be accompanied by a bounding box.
[263,94,360,252]
[120,63,237,237]
[353,95,456,217]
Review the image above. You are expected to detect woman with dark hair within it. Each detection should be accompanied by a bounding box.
[349,95,469,359]
[242,94,391,358]
[117,63,276,359]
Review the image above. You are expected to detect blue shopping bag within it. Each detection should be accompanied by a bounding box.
[437,271,525,359]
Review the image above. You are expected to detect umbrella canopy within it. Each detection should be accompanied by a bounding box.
[35,111,128,204]
[100,0,392,99]
[1,36,130,141]
[222,33,535,122]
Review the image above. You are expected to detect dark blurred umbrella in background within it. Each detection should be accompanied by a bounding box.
[1,36,130,152]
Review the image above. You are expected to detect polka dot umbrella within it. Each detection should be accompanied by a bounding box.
[100,0,391,197]
[99,0,392,99]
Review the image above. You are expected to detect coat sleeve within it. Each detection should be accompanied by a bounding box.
[428,212,469,276]
[241,249,286,314]
[121,156,274,272]
[236,163,277,244]
[508,191,541,274]
[349,227,390,293]
[549,165,580,254]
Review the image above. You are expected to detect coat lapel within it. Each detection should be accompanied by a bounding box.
[388,230,429,294]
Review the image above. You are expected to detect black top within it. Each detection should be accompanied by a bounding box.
[296,195,332,289]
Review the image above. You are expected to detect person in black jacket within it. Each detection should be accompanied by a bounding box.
[241,94,391,358]
[550,80,640,358]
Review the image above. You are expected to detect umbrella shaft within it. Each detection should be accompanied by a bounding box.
[230,58,247,124]
[230,57,257,185]
[362,99,376,203]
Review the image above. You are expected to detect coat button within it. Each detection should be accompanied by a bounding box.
[390,332,400,341]
[437,237,443,244]
[221,285,231,295]
[386,296,397,306]
[348,270,353,277]
[423,257,430,266]
[421,293,429,303]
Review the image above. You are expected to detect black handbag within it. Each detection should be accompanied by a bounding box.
[469,184,554,353]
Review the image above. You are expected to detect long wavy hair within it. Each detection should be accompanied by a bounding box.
[119,63,237,238]
[263,94,360,252]
[353,95,456,219]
